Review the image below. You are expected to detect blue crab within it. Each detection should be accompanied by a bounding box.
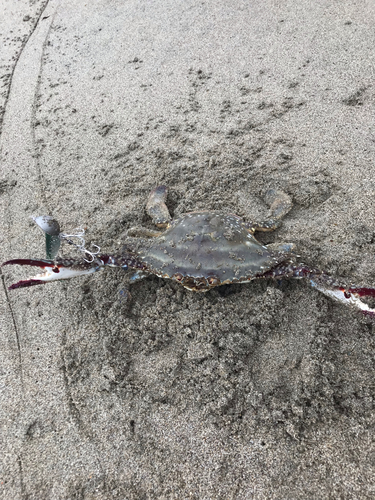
[3,185,375,316]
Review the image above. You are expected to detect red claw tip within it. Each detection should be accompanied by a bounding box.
[347,287,375,298]
[2,259,55,268]
[8,279,47,290]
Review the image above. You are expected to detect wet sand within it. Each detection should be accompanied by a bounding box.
[1,1,375,498]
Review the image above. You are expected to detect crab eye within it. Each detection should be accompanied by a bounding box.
[174,273,183,282]
[208,277,220,286]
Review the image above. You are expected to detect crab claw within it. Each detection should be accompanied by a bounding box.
[2,258,100,290]
[311,280,375,318]
[261,263,375,318]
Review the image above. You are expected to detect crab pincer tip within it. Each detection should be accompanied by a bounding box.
[361,310,375,318]
[2,259,56,290]
[8,279,47,290]
[347,286,375,298]
[2,258,55,268]
[342,287,375,318]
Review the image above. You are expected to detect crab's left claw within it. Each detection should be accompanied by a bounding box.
[2,258,100,290]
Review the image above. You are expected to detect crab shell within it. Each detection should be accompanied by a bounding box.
[131,211,289,291]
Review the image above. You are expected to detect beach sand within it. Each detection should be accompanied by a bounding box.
[1,1,375,498]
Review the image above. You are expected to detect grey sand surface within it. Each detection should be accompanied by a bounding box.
[1,1,375,498]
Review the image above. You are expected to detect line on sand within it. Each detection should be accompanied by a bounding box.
[0,0,60,387]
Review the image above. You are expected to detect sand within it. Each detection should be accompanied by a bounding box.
[1,0,375,498]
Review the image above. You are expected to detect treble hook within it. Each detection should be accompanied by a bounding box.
[59,229,101,263]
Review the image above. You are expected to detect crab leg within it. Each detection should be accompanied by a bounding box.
[146,185,172,228]
[2,254,146,290]
[261,263,375,317]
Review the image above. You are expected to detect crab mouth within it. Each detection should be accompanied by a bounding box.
[171,273,227,292]
[182,283,211,292]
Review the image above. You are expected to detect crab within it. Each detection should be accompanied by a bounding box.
[3,185,375,316]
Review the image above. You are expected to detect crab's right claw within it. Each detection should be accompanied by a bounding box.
[2,258,100,290]
[311,280,375,318]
